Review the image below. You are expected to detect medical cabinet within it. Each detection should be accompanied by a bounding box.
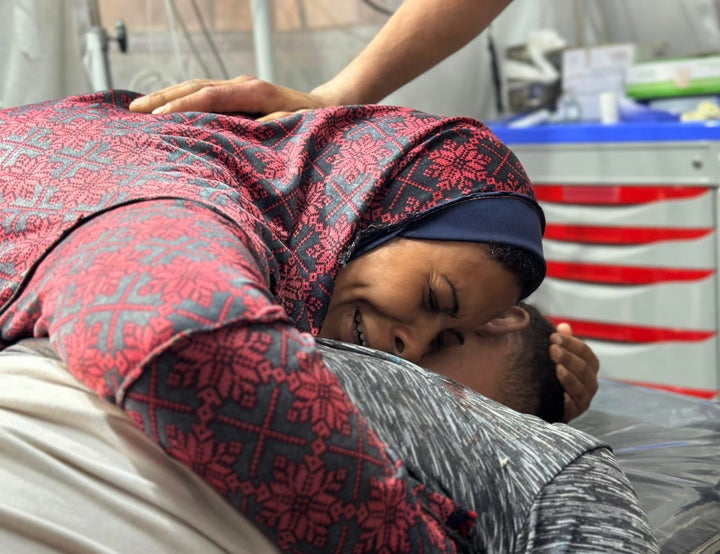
[492,120,720,399]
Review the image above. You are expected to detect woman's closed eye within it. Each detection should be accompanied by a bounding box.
[427,277,459,318]
[428,288,440,312]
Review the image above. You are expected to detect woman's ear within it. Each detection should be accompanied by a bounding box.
[483,305,530,335]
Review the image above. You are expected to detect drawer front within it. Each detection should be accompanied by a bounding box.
[582,338,717,397]
[540,188,714,227]
[544,235,715,270]
[533,277,716,331]
[514,141,720,186]
[527,182,718,398]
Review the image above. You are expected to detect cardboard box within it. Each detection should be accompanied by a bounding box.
[560,44,638,121]
[562,43,637,94]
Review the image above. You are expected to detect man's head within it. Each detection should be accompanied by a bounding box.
[420,302,565,423]
[497,302,565,423]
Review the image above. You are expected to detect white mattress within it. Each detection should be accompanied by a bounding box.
[0,340,278,554]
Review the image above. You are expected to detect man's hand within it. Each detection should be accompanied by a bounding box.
[550,323,599,421]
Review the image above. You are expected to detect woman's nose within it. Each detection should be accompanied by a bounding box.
[391,323,436,363]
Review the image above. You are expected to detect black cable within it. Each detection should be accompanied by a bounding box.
[361,0,395,17]
[487,28,504,114]
[189,0,230,79]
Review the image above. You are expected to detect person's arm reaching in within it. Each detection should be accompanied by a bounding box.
[309,0,512,107]
[129,0,512,116]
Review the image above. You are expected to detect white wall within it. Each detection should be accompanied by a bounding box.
[0,0,90,109]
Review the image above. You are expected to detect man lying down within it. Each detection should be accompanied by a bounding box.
[0,338,658,553]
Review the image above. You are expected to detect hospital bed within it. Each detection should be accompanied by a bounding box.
[0,338,718,553]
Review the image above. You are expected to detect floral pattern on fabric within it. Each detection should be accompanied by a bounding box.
[0,90,537,335]
[0,92,539,552]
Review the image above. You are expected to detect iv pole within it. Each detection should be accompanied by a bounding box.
[84,0,127,91]
[250,0,276,83]
[83,0,270,89]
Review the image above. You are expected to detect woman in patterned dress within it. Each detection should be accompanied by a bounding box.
[0,90,552,552]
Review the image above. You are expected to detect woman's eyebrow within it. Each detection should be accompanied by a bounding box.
[442,275,459,318]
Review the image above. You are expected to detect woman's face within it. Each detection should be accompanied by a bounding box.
[319,238,524,366]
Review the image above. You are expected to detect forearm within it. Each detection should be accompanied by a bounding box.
[125,322,460,551]
[311,0,512,106]
[26,200,460,552]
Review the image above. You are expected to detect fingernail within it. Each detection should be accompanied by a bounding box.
[152,104,169,115]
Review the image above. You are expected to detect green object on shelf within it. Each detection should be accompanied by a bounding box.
[625,55,720,99]
[626,77,720,99]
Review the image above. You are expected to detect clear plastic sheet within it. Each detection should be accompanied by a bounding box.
[573,380,720,554]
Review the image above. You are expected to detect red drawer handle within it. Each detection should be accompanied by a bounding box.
[544,224,712,245]
[534,184,709,205]
[617,380,717,400]
[547,261,714,284]
[546,317,715,343]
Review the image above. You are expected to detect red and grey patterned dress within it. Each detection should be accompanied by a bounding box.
[0,91,537,552]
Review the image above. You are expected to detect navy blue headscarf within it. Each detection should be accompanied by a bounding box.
[350,195,546,298]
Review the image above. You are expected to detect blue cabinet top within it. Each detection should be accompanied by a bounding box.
[489,120,720,144]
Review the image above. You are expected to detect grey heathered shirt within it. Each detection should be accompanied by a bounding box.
[317,339,660,553]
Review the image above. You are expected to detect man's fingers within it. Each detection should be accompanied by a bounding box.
[551,333,599,376]
[152,84,245,114]
[557,358,588,397]
[129,75,266,114]
[557,364,590,422]
[129,79,216,113]
[551,335,600,421]
[563,392,581,422]
[553,341,599,396]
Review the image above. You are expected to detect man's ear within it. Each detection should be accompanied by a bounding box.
[483,305,530,335]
